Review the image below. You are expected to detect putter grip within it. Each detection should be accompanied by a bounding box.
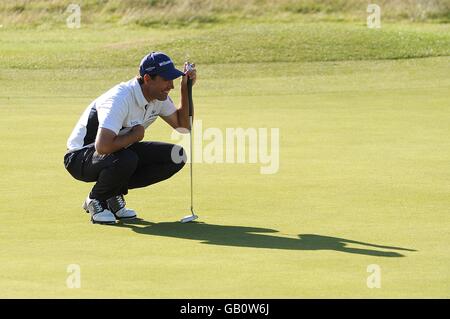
[187,77,193,117]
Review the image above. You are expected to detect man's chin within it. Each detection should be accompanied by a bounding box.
[157,93,169,101]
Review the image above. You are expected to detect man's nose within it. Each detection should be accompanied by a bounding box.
[168,80,174,89]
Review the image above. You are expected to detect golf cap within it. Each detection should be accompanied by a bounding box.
[139,52,184,80]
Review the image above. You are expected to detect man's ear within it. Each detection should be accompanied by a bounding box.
[143,74,153,83]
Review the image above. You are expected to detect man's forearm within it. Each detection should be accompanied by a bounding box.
[178,85,191,129]
[95,133,135,154]
[111,134,138,152]
[95,126,144,155]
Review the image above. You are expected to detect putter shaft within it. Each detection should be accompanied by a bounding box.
[189,114,194,216]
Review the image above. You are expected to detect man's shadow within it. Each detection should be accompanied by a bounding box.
[114,219,416,257]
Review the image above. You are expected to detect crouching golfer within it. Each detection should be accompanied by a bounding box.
[64,52,196,224]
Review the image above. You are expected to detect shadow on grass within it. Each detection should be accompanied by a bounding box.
[114,219,416,257]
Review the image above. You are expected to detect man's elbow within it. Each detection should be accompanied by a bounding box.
[174,126,191,134]
[95,141,112,155]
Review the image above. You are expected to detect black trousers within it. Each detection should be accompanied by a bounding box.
[64,142,186,201]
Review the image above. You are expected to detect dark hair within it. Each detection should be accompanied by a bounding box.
[137,74,157,84]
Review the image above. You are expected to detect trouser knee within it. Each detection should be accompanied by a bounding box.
[172,145,186,172]
[171,144,187,165]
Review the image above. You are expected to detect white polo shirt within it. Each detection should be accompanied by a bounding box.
[67,78,177,151]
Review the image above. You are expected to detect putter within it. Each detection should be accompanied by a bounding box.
[181,64,199,223]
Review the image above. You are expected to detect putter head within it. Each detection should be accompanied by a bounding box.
[180,214,198,223]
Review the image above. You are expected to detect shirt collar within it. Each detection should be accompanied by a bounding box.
[132,78,149,109]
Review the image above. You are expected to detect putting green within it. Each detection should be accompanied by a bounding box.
[0,21,449,298]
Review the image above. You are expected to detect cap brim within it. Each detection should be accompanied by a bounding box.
[159,68,185,81]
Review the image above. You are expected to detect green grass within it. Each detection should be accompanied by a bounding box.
[1,22,449,70]
[1,0,449,27]
[0,19,449,297]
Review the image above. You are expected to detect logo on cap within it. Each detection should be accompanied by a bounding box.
[159,60,172,67]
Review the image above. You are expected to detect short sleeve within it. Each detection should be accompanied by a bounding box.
[97,96,128,135]
[159,96,177,117]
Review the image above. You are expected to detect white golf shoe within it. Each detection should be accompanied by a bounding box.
[82,197,116,224]
[106,195,137,220]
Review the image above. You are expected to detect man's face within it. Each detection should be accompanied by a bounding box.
[144,74,174,101]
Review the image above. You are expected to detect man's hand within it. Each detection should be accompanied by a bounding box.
[161,62,196,132]
[181,62,196,88]
[130,124,145,142]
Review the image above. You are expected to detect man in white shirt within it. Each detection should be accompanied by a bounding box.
[64,52,197,224]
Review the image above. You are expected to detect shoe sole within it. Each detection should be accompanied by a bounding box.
[91,217,117,225]
[115,214,137,220]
